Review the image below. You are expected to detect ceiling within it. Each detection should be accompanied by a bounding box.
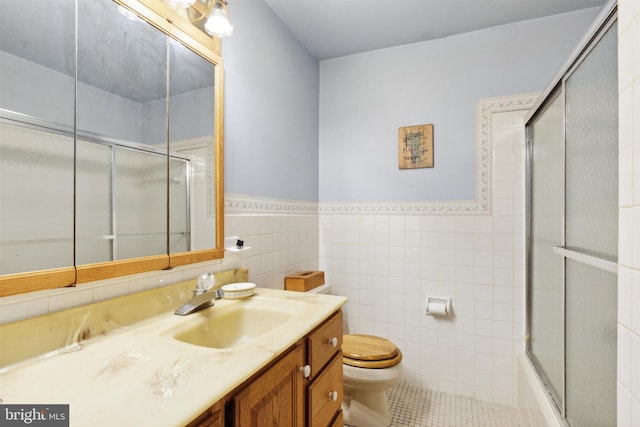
[264,0,609,60]
[0,0,609,101]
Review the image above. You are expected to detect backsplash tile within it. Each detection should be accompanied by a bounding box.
[0,260,228,325]
[0,293,49,325]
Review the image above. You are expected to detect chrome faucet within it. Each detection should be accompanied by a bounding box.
[175,273,224,316]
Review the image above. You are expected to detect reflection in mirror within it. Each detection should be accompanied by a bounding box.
[169,40,217,252]
[0,0,223,295]
[170,157,190,253]
[0,0,75,275]
[76,141,112,265]
[76,0,169,264]
[114,147,168,259]
[0,126,75,274]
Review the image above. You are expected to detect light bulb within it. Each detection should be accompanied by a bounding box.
[166,0,197,8]
[204,4,234,37]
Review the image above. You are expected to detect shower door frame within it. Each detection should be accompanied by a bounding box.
[524,3,618,423]
[525,84,566,417]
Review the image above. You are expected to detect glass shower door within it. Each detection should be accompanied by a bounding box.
[527,15,618,427]
[563,21,618,427]
[528,92,565,408]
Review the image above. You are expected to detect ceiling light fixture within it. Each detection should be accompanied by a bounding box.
[203,1,233,38]
[165,0,197,8]
[166,0,234,39]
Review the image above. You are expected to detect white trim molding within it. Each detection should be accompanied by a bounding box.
[225,92,540,216]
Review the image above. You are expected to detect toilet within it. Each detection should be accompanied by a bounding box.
[342,334,403,427]
[305,284,403,427]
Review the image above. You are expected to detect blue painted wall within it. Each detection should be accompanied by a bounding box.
[223,3,599,204]
[223,0,320,201]
[318,9,600,202]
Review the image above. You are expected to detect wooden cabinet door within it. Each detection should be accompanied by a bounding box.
[308,351,343,427]
[233,343,306,426]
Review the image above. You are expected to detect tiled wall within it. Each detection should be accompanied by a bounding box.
[224,213,319,288]
[617,1,640,426]
[0,260,222,325]
[319,107,529,406]
[0,212,319,326]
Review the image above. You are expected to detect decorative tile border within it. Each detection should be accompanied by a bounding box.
[172,136,215,218]
[225,193,318,215]
[225,92,539,216]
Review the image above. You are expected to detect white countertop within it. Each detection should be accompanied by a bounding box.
[0,288,346,426]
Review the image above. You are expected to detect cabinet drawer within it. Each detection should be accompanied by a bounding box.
[307,310,342,379]
[308,351,343,427]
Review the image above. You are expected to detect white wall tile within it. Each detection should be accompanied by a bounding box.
[474,217,493,233]
[0,294,49,324]
[633,396,640,427]
[631,145,640,205]
[620,325,633,391]
[619,6,640,424]
[438,217,456,232]
[49,287,92,312]
[93,280,129,303]
[633,333,640,401]
[633,270,640,334]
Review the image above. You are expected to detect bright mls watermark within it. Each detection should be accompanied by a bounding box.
[0,405,69,426]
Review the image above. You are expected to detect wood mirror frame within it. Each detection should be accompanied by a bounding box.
[0,0,224,297]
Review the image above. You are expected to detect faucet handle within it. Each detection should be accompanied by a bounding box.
[195,272,216,294]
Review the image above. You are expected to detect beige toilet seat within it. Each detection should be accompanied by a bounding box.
[342,334,403,368]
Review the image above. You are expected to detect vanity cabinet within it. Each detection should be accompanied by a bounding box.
[188,309,343,427]
[233,342,306,426]
[306,310,343,426]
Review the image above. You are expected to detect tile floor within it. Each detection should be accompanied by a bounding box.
[346,383,530,427]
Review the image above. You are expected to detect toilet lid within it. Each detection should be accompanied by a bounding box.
[342,334,402,368]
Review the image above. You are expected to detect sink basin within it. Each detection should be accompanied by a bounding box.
[168,297,302,349]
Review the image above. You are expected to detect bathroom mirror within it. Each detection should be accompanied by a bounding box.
[0,0,224,295]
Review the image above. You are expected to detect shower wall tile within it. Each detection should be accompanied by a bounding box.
[619,2,640,426]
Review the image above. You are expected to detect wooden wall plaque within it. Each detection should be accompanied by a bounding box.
[398,124,434,169]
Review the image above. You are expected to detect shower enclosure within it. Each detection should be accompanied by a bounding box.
[525,6,618,427]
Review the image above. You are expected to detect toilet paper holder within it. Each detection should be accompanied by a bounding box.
[425,296,452,316]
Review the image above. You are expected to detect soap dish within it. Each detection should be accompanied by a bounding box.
[221,282,256,299]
